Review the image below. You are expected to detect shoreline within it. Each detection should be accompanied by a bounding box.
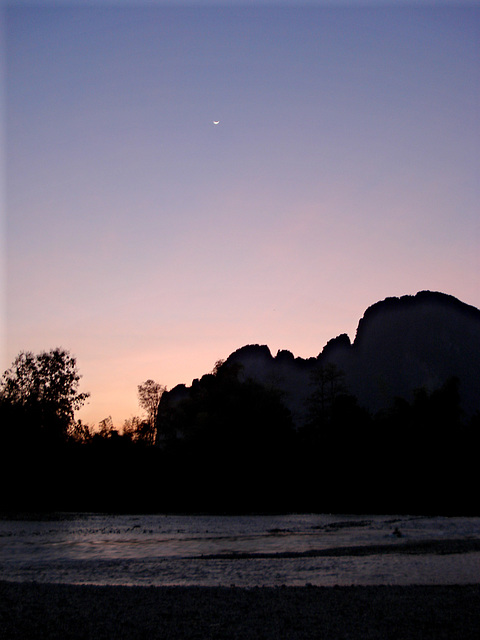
[1,581,480,639]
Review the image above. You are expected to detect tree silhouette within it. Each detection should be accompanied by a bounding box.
[0,348,89,445]
[98,415,116,438]
[305,363,348,428]
[67,419,92,444]
[138,380,166,445]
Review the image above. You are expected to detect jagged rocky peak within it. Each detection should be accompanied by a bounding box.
[354,290,480,350]
[349,290,480,415]
[227,344,273,363]
[157,291,480,427]
[320,333,351,362]
[275,349,295,364]
[224,344,275,383]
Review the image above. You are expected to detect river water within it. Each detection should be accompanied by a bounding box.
[1,513,479,587]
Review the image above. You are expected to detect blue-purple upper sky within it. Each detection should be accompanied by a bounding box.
[3,1,479,426]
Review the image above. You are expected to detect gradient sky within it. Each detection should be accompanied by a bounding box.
[3,0,479,427]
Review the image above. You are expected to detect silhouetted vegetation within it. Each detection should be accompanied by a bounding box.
[1,341,479,515]
[154,361,296,512]
[0,349,89,449]
[137,380,166,445]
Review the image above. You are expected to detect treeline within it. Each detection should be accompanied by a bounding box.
[1,351,479,515]
[152,360,480,515]
[0,350,165,513]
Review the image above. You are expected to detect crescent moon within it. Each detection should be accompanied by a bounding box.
[213,120,220,125]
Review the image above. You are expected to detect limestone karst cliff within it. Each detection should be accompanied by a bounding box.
[157,291,480,437]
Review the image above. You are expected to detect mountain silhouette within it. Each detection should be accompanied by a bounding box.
[337,291,480,418]
[160,291,480,427]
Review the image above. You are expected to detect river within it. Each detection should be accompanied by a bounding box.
[1,513,479,587]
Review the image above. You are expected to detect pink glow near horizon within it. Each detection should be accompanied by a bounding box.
[4,3,479,427]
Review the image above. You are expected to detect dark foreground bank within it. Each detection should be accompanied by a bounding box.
[1,582,479,640]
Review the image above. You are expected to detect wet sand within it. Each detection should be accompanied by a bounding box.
[1,581,479,639]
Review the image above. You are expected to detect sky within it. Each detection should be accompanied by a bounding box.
[2,0,479,427]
